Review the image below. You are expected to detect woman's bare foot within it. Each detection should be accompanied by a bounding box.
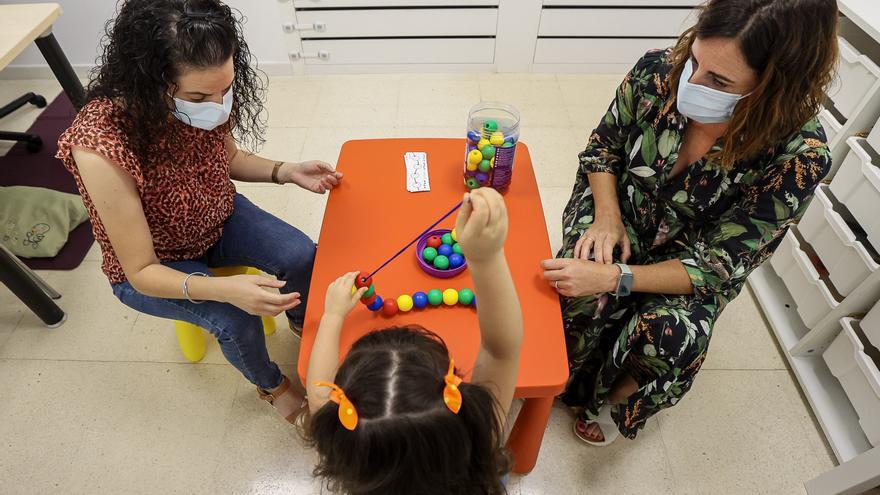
[575,417,606,443]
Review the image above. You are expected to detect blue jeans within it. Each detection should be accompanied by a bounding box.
[112,194,316,389]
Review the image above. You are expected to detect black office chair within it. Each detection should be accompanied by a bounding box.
[0,92,47,152]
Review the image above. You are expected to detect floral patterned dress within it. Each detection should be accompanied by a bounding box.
[559,49,830,438]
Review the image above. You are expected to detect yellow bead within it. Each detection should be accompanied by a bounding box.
[351,285,356,295]
[467,149,482,165]
[489,132,504,146]
[477,138,490,150]
[466,161,478,172]
[442,288,459,306]
[397,294,414,312]
[490,157,495,168]
[451,228,457,242]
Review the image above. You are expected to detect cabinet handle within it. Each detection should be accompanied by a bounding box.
[289,50,330,61]
[282,21,326,33]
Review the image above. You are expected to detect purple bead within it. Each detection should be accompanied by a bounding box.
[367,295,384,311]
[413,291,428,309]
[476,172,489,185]
[448,253,464,268]
[438,244,453,257]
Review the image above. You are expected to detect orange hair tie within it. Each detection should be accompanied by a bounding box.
[443,358,463,414]
[314,381,359,431]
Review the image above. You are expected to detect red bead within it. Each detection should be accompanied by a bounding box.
[426,236,442,249]
[355,271,372,289]
[382,298,399,316]
[361,293,377,306]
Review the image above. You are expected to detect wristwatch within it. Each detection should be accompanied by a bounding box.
[613,263,633,297]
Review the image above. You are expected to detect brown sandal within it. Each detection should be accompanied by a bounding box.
[258,375,308,424]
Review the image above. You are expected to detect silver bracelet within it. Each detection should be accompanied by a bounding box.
[183,272,208,304]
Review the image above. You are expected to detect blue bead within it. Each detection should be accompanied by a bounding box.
[367,295,384,311]
[438,244,453,257]
[412,291,428,309]
[448,253,464,268]
[467,129,481,143]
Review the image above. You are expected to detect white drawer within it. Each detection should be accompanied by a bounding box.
[868,120,880,154]
[300,38,494,64]
[817,108,843,143]
[823,317,880,447]
[829,138,880,253]
[861,302,880,350]
[826,37,880,121]
[798,185,879,297]
[533,38,673,65]
[544,0,701,5]
[770,229,842,328]
[538,8,696,38]
[295,8,497,38]
[294,0,498,6]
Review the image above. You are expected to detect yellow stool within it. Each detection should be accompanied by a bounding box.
[174,266,277,362]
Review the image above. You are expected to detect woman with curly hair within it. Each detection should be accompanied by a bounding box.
[56,0,336,422]
[542,0,839,445]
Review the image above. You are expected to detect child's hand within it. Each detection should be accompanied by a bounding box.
[454,188,509,263]
[324,271,368,318]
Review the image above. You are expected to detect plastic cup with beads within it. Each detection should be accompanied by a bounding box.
[463,102,520,193]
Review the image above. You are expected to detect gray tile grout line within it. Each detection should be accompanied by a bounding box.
[655,414,685,495]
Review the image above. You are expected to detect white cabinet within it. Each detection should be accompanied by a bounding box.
[537,7,695,38]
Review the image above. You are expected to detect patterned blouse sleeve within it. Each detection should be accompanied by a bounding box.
[577,59,645,177]
[678,135,831,303]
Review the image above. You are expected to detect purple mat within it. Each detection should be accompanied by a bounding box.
[0,93,95,270]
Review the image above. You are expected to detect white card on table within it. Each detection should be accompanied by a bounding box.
[404,152,430,192]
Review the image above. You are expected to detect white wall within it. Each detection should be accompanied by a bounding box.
[0,0,296,75]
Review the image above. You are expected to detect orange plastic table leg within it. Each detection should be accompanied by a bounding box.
[506,395,554,474]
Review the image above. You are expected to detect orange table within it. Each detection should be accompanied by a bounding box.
[298,138,568,474]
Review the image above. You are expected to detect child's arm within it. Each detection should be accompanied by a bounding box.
[306,271,367,414]
[457,189,524,425]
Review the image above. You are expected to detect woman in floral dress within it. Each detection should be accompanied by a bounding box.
[542,0,840,444]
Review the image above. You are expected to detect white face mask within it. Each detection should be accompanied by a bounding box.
[171,86,233,131]
[676,59,746,124]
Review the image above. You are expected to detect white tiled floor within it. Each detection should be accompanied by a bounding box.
[0,74,854,494]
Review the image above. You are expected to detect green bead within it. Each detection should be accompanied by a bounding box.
[481,145,495,160]
[502,141,515,148]
[433,255,450,270]
[361,284,375,299]
[465,177,480,189]
[479,160,491,172]
[423,247,438,262]
[452,243,463,255]
[427,289,443,306]
[458,288,475,306]
[441,233,454,245]
[483,120,498,132]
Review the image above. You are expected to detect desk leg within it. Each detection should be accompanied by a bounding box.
[34,31,85,109]
[506,395,554,474]
[0,246,65,327]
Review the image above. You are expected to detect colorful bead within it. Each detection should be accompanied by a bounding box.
[458,288,475,306]
[438,244,453,257]
[451,229,457,242]
[478,138,491,151]
[355,272,372,289]
[433,255,450,270]
[361,293,378,306]
[483,120,498,132]
[427,289,443,306]
[413,291,428,309]
[441,233,454,245]
[467,129,481,143]
[476,172,489,185]
[382,298,399,316]
[452,243,463,255]
[426,236,442,249]
[479,160,491,172]
[422,247,438,262]
[361,284,375,299]
[502,141,515,148]
[467,150,482,165]
[448,253,465,268]
[442,288,459,306]
[466,161,478,172]
[489,131,504,146]
[481,145,495,160]
[397,294,414,312]
[465,177,480,189]
[367,295,384,311]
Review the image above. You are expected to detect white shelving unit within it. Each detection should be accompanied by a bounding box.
[749,3,880,493]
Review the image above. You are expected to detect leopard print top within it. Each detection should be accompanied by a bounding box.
[56,97,235,284]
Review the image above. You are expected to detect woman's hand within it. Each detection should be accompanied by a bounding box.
[541,258,621,298]
[215,274,300,316]
[282,160,343,194]
[454,188,509,264]
[324,271,368,319]
[574,212,631,264]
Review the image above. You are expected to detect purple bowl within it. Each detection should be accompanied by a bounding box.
[416,229,467,278]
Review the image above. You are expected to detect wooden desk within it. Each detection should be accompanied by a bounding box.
[297,138,568,473]
[0,2,84,327]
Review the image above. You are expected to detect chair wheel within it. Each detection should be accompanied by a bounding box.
[26,136,43,153]
[29,95,47,108]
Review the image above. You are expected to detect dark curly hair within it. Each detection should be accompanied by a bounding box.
[306,326,512,495]
[86,0,266,159]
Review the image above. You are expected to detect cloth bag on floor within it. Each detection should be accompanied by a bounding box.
[0,185,88,258]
